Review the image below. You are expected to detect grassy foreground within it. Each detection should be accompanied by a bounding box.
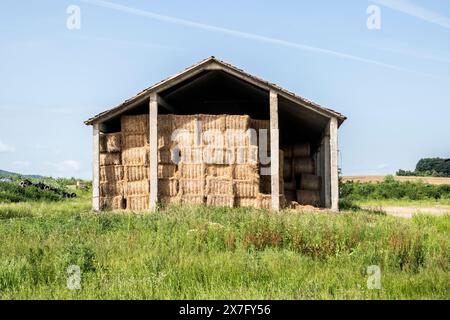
[0,194,449,300]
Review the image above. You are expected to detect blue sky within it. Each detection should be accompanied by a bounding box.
[0,0,449,179]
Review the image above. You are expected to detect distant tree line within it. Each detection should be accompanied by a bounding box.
[397,158,450,177]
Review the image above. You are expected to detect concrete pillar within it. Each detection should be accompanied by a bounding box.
[270,90,280,211]
[92,123,100,211]
[329,117,339,212]
[323,126,331,209]
[149,94,158,210]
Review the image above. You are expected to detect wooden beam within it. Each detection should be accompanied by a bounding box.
[92,123,100,211]
[329,117,339,212]
[270,90,280,211]
[149,94,158,210]
[157,95,176,113]
[163,71,214,100]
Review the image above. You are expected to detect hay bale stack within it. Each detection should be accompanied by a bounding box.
[280,142,323,208]
[100,153,121,166]
[296,190,320,206]
[125,165,149,182]
[233,164,258,180]
[121,114,150,210]
[179,163,205,179]
[179,147,203,164]
[234,180,259,198]
[156,114,267,209]
[206,177,233,195]
[122,147,149,166]
[234,146,258,165]
[200,114,226,132]
[158,114,173,133]
[125,180,150,196]
[126,195,148,211]
[283,157,293,180]
[225,115,250,131]
[257,194,272,209]
[159,196,180,206]
[108,113,322,210]
[204,147,226,164]
[293,157,315,175]
[100,181,124,197]
[179,179,204,196]
[99,131,124,210]
[224,129,255,148]
[122,134,149,149]
[180,195,205,205]
[206,195,234,208]
[207,164,233,178]
[235,197,258,208]
[100,196,124,211]
[100,133,122,153]
[158,178,179,197]
[284,143,310,158]
[173,115,198,132]
[299,174,322,191]
[121,115,149,134]
[100,165,123,182]
[158,149,175,164]
[158,164,177,179]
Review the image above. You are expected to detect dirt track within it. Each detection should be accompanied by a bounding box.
[361,205,450,218]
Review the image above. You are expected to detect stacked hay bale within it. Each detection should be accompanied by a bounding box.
[121,115,150,210]
[171,115,201,205]
[283,143,322,207]
[98,113,297,211]
[157,114,180,206]
[227,115,259,208]
[99,133,124,210]
[155,114,268,209]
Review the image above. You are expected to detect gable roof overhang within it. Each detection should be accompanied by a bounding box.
[84,56,346,126]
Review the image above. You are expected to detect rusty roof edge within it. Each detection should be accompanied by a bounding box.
[84,56,347,125]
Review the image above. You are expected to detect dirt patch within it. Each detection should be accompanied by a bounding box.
[360,205,450,218]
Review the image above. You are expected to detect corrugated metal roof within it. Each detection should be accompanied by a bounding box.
[84,56,346,125]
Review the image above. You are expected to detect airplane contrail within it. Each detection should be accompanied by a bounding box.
[372,0,450,29]
[78,0,444,79]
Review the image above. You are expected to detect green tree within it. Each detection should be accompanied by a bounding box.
[415,158,450,177]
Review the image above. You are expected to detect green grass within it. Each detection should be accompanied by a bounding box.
[0,194,448,299]
[340,176,450,203]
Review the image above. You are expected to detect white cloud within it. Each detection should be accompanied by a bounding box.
[377,163,389,169]
[372,0,450,29]
[0,140,15,153]
[12,161,30,169]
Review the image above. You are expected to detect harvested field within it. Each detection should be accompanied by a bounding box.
[342,176,450,185]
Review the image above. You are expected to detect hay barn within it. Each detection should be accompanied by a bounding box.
[85,57,346,212]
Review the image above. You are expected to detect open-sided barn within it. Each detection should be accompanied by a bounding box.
[85,57,346,212]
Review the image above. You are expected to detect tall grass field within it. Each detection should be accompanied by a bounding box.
[0,184,448,300]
